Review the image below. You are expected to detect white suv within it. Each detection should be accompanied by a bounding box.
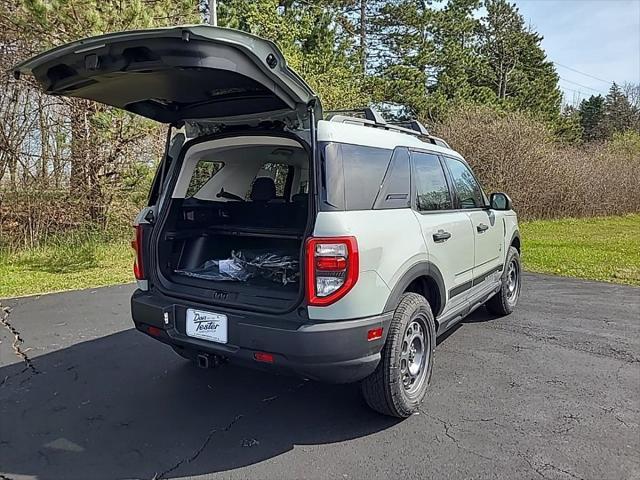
[16,25,522,417]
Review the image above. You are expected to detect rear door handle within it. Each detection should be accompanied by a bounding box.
[477,223,489,233]
[433,230,451,242]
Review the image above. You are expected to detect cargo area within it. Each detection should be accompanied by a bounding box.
[155,135,311,310]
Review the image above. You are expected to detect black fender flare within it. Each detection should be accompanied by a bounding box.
[509,229,521,252]
[383,261,446,317]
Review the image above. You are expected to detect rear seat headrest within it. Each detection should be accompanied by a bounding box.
[250,177,276,202]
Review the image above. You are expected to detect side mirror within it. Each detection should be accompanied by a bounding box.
[490,192,512,211]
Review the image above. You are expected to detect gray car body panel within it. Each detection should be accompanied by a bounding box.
[13,25,321,127]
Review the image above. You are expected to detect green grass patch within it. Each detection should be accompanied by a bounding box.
[1,214,637,298]
[0,235,133,299]
[520,214,640,286]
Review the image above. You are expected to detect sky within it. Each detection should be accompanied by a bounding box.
[513,0,640,105]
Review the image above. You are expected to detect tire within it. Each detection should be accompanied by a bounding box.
[361,292,436,418]
[485,246,522,316]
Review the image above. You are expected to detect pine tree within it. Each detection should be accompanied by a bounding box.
[367,0,561,122]
[478,0,561,121]
[217,0,367,110]
[602,82,636,136]
[430,0,486,108]
[16,0,199,49]
[579,95,606,141]
[554,105,583,144]
[368,0,436,119]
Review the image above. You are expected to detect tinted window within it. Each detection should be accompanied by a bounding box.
[186,160,224,197]
[321,142,344,209]
[412,152,452,211]
[374,148,411,210]
[445,157,485,209]
[322,143,392,210]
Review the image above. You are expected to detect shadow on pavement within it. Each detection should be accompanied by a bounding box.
[0,329,399,480]
[462,306,499,324]
[435,306,495,346]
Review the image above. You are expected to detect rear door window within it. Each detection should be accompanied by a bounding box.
[412,152,453,211]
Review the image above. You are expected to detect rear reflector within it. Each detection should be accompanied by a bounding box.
[316,256,347,271]
[367,327,383,341]
[254,352,275,363]
[147,326,162,337]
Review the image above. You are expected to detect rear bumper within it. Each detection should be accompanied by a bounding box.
[131,290,392,383]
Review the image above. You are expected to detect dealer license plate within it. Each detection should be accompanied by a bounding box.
[185,309,228,344]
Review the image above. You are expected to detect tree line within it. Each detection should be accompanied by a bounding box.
[575,83,639,142]
[209,1,638,139]
[0,0,638,249]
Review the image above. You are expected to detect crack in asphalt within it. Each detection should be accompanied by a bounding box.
[614,415,632,428]
[485,322,640,364]
[519,454,585,480]
[0,304,40,385]
[150,380,308,480]
[151,414,244,480]
[518,455,547,479]
[537,463,585,480]
[421,412,493,462]
[552,414,581,435]
[423,412,598,474]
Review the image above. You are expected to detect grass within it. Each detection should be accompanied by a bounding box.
[0,235,133,299]
[0,214,638,298]
[520,214,640,286]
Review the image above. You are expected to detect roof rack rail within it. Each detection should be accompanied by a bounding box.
[325,107,387,125]
[391,120,429,136]
[324,106,449,148]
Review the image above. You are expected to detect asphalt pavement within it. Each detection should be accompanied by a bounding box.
[1,273,638,480]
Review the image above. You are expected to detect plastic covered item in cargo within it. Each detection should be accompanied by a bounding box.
[174,250,299,285]
[174,256,252,282]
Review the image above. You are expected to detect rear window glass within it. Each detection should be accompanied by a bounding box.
[321,142,393,210]
[245,162,292,200]
[186,160,224,197]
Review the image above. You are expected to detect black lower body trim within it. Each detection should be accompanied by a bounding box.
[438,280,502,334]
[450,280,472,298]
[472,263,503,286]
[449,263,503,299]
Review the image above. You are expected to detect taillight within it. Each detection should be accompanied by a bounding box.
[131,225,145,280]
[306,236,359,306]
